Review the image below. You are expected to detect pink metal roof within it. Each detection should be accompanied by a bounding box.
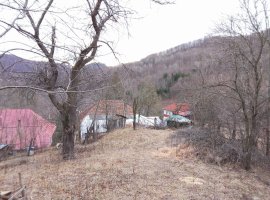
[0,108,56,150]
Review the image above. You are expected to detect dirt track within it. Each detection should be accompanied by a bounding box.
[0,128,270,199]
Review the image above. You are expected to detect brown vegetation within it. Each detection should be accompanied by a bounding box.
[1,128,269,199]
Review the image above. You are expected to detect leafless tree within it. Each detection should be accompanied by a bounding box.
[213,0,268,170]
[0,0,171,159]
[127,81,160,130]
[261,0,270,156]
[0,0,133,159]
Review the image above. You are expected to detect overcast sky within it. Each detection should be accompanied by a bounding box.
[99,0,240,66]
[1,0,241,66]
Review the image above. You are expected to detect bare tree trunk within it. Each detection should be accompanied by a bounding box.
[91,101,100,141]
[133,114,136,130]
[27,138,34,156]
[232,119,236,140]
[123,103,127,128]
[106,113,108,132]
[265,4,270,156]
[132,98,138,130]
[242,132,256,170]
[242,117,256,170]
[76,116,81,143]
[266,58,270,156]
[242,121,251,170]
[61,74,78,159]
[266,128,270,156]
[93,125,97,142]
[242,143,252,170]
[61,109,76,160]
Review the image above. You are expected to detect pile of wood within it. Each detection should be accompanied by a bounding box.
[0,187,26,200]
[0,173,27,200]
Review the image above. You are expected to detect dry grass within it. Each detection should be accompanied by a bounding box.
[0,127,270,199]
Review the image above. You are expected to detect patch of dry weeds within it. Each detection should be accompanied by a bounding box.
[0,127,269,199]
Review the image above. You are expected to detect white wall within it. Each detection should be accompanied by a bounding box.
[80,115,107,140]
[163,110,173,120]
[126,114,161,127]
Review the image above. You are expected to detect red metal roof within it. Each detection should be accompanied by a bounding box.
[163,103,191,116]
[0,109,56,149]
[80,100,133,120]
[163,103,190,111]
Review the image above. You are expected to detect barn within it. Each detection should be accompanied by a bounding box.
[0,109,56,150]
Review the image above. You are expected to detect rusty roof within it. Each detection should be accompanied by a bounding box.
[80,100,133,120]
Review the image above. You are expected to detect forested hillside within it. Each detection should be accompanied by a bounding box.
[0,36,217,113]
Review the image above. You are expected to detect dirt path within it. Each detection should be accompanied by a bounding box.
[0,128,269,199]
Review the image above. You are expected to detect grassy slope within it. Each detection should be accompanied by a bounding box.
[0,128,270,199]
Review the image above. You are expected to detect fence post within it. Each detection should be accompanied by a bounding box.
[18,173,25,198]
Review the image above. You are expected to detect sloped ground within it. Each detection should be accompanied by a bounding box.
[0,128,270,199]
[168,128,270,168]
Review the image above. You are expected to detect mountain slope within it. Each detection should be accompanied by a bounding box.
[0,36,221,116]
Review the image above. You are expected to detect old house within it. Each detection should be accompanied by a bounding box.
[80,100,133,139]
[163,103,191,120]
[0,109,56,150]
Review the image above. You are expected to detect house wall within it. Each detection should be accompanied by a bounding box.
[80,115,107,140]
[163,110,173,119]
[80,115,127,140]
[126,115,161,127]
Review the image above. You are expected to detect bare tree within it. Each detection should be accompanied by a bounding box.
[262,0,270,156]
[214,0,268,170]
[0,0,171,159]
[0,0,132,159]
[127,81,160,130]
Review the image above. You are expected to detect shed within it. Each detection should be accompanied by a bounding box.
[0,109,56,150]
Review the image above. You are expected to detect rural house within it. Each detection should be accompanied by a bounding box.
[80,100,133,139]
[0,109,56,150]
[163,103,191,120]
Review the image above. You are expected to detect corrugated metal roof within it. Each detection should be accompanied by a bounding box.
[163,103,191,116]
[0,108,56,149]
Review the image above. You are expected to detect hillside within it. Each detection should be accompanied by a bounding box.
[0,37,215,122]
[113,37,219,99]
[1,128,269,199]
[0,37,217,95]
[0,35,261,115]
[119,37,215,74]
[0,54,110,121]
